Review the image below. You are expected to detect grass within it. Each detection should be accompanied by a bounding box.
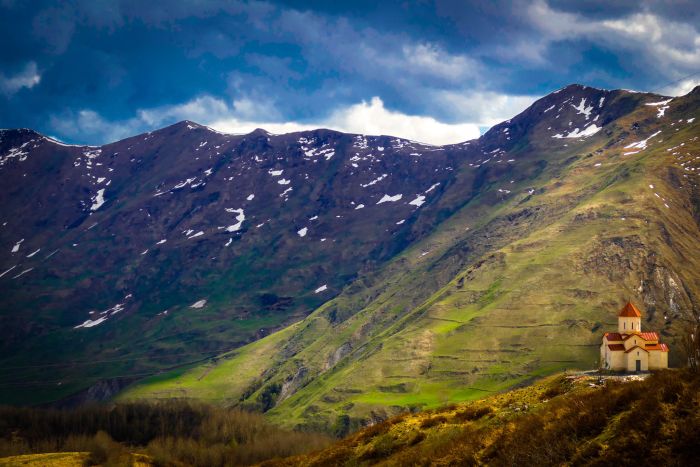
[268,369,700,466]
[0,452,90,466]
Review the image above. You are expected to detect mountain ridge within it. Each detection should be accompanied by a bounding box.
[1,84,697,415]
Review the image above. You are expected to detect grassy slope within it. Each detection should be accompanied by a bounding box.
[120,91,700,432]
[0,452,89,466]
[268,370,700,466]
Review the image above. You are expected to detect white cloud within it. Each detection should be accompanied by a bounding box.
[398,43,481,83]
[0,62,41,96]
[662,78,700,96]
[51,90,539,146]
[137,96,230,126]
[208,117,315,135]
[522,0,700,73]
[430,91,538,127]
[211,96,482,145]
[328,97,482,144]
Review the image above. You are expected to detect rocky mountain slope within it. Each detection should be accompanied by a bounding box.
[2,84,699,412]
[1,119,473,404]
[119,85,700,433]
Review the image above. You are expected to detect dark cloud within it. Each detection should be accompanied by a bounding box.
[0,0,697,144]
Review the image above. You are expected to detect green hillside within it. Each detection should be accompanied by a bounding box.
[120,87,700,432]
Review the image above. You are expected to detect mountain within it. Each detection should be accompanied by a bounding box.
[119,85,700,433]
[0,120,472,404]
[2,84,699,414]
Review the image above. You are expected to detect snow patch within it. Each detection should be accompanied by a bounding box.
[645,99,672,118]
[74,316,108,328]
[0,265,16,278]
[172,177,197,190]
[425,183,440,193]
[90,189,106,211]
[552,123,601,139]
[624,130,662,153]
[314,284,328,293]
[377,194,402,204]
[12,267,33,279]
[361,174,388,188]
[572,98,593,119]
[297,227,308,237]
[74,301,126,329]
[11,238,24,253]
[409,195,426,207]
[190,299,207,309]
[225,208,245,232]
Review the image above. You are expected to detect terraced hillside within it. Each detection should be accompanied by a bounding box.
[120,85,700,433]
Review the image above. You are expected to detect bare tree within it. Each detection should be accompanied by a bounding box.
[680,306,700,373]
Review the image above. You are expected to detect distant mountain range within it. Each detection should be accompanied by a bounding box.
[1,84,698,426]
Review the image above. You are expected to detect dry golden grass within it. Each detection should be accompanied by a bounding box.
[266,369,700,466]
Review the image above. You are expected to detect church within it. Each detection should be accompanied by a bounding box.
[600,301,669,372]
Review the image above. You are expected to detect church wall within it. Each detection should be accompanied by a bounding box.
[600,344,606,368]
[649,351,668,369]
[625,349,648,371]
[623,336,646,351]
[608,351,625,370]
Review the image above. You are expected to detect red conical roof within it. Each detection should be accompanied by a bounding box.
[619,301,642,317]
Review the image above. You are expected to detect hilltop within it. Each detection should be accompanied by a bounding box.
[267,369,700,466]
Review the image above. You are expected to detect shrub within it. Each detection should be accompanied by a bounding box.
[0,401,332,466]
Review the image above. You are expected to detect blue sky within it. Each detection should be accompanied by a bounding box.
[1,0,698,145]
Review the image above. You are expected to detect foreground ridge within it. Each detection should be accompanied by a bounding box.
[269,370,700,466]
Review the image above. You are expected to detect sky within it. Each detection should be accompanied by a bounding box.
[0,0,698,145]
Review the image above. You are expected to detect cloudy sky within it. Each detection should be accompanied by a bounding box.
[1,0,698,145]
